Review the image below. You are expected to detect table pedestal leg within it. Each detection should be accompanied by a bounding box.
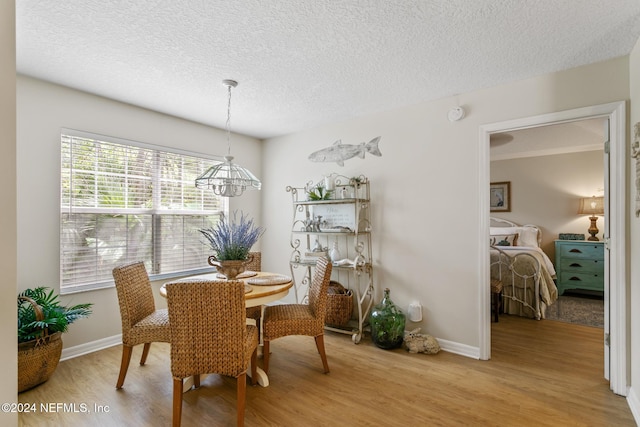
[182,374,203,391]
[245,315,270,386]
[247,363,269,387]
[181,368,270,392]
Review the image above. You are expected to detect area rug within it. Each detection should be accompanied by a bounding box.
[545,293,604,328]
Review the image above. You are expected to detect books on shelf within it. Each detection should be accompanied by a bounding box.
[301,251,327,263]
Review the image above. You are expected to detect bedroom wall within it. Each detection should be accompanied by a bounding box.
[16,75,263,348]
[627,35,640,423]
[490,149,605,259]
[1,1,17,425]
[261,56,629,352]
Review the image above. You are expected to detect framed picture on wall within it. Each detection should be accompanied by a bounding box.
[490,181,511,212]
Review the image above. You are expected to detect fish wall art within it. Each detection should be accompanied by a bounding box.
[308,136,382,166]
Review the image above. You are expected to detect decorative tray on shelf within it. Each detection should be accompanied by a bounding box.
[319,226,353,233]
[558,233,586,240]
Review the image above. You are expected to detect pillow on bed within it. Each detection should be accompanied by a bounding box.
[490,226,518,235]
[490,226,539,248]
[516,226,539,248]
[490,233,518,246]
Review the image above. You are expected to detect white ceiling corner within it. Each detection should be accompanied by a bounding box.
[15,0,640,139]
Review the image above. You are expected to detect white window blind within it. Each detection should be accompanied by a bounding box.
[60,131,226,293]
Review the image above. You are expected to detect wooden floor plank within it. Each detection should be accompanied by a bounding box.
[18,315,635,426]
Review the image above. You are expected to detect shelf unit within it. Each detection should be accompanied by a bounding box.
[286,175,374,344]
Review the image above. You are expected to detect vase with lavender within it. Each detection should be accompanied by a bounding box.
[199,210,265,279]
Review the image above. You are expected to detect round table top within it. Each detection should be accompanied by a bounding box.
[160,271,293,307]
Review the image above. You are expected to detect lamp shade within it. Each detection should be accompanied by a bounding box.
[195,155,262,197]
[577,196,604,215]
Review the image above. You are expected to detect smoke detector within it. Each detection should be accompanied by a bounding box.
[447,106,466,122]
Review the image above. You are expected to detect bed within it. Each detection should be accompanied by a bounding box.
[490,218,558,320]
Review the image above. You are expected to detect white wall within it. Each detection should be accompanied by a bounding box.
[262,56,629,350]
[1,1,17,425]
[491,150,605,258]
[16,75,262,348]
[9,30,639,426]
[627,36,640,423]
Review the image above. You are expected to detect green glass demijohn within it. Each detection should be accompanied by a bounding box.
[370,288,405,349]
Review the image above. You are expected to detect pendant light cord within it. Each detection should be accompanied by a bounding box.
[225,83,233,158]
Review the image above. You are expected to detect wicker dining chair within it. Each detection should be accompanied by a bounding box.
[165,280,258,427]
[262,256,333,374]
[244,252,262,336]
[112,261,171,389]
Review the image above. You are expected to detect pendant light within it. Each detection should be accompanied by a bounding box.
[195,79,261,197]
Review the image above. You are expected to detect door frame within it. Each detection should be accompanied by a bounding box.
[478,101,627,396]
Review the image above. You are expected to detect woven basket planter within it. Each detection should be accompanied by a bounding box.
[18,294,64,393]
[325,281,353,327]
[18,332,63,393]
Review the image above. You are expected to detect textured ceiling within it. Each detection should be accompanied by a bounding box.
[16,0,640,139]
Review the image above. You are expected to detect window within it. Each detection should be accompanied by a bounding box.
[60,130,226,293]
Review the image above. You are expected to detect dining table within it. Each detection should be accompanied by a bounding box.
[160,270,293,388]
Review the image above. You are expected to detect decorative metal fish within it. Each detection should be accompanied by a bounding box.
[308,136,382,166]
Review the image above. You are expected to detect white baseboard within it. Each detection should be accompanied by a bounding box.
[61,332,480,362]
[437,337,480,359]
[627,387,640,426]
[60,334,122,361]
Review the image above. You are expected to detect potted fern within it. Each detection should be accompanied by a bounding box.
[199,211,265,279]
[18,287,93,392]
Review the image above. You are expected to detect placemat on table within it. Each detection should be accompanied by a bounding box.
[247,275,292,286]
[216,270,258,280]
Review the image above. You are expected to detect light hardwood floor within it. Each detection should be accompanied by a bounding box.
[18,315,635,426]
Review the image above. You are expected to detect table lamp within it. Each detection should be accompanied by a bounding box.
[577,196,604,241]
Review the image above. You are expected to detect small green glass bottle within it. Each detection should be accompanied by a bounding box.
[370,288,405,349]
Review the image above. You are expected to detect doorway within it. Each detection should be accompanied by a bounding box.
[478,101,627,396]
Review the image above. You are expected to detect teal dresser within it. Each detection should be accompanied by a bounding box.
[554,240,604,295]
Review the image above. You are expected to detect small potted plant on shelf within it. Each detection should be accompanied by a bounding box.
[199,210,265,279]
[18,287,93,392]
[349,176,364,185]
[306,183,333,200]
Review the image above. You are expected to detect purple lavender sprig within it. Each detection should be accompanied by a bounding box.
[199,211,265,261]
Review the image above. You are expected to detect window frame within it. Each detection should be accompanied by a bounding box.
[60,128,227,294]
